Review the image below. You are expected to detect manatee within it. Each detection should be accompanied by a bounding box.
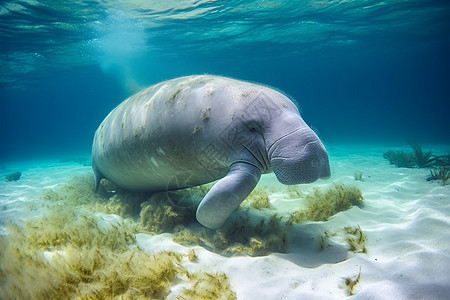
[92,75,330,229]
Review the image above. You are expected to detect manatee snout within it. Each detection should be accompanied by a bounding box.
[269,129,330,185]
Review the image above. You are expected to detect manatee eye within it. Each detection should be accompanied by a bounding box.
[311,160,319,168]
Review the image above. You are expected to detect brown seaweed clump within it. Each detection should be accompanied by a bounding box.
[243,188,272,209]
[345,225,367,253]
[383,150,419,168]
[384,142,450,169]
[288,184,364,225]
[37,174,289,257]
[0,208,183,299]
[354,172,364,181]
[427,166,450,186]
[0,208,236,299]
[174,212,288,257]
[342,267,362,296]
[0,175,237,299]
[139,193,196,233]
[10,173,367,279]
[324,225,368,254]
[4,171,21,182]
[40,174,145,218]
[179,272,237,300]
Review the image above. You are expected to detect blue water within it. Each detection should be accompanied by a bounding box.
[1,0,449,162]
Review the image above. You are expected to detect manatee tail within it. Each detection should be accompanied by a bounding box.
[92,160,104,193]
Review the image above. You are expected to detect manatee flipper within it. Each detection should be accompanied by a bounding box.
[92,160,104,193]
[196,162,262,229]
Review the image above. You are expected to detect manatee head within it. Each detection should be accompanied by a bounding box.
[268,127,330,185]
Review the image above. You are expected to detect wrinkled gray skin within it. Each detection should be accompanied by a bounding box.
[92,75,330,229]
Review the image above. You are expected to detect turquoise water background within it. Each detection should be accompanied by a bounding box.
[1,0,449,161]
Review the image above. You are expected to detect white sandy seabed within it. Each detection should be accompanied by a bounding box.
[1,144,450,299]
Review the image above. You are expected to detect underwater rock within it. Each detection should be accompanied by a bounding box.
[4,171,21,182]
